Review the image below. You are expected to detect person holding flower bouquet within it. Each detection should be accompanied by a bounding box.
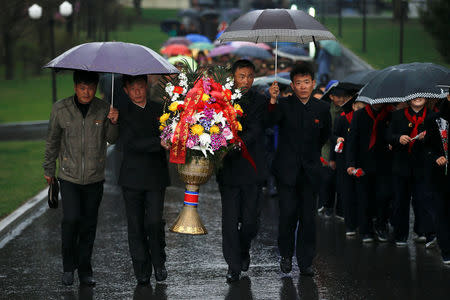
[118,75,170,285]
[216,60,267,283]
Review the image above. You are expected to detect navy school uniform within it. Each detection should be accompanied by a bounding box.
[387,107,435,241]
[333,110,358,231]
[346,105,392,235]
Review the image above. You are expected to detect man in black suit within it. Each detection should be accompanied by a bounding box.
[118,75,170,285]
[346,103,392,243]
[267,64,331,276]
[216,60,267,283]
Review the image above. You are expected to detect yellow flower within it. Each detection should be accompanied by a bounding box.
[159,125,165,131]
[191,124,204,135]
[234,103,243,113]
[237,121,242,131]
[201,93,210,102]
[210,125,220,134]
[160,113,170,123]
[168,102,179,112]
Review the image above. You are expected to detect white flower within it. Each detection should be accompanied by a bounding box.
[211,111,226,127]
[198,133,211,146]
[193,133,213,157]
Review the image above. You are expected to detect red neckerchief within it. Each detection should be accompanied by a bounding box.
[365,105,388,149]
[345,111,354,124]
[404,107,427,153]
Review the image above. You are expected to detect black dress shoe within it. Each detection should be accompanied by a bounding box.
[62,272,74,286]
[226,268,240,283]
[155,265,168,282]
[137,278,150,286]
[299,267,314,277]
[280,257,292,273]
[241,253,250,272]
[79,275,96,287]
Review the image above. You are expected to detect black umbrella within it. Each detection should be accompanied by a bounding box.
[218,9,335,76]
[178,8,199,18]
[342,70,380,85]
[200,9,220,19]
[357,63,450,104]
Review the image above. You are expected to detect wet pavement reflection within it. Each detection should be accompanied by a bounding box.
[1,146,449,299]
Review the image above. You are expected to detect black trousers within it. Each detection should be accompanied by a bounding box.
[320,166,343,216]
[219,184,259,273]
[435,183,450,258]
[392,175,435,239]
[122,187,166,281]
[278,171,316,269]
[355,173,391,234]
[342,172,358,231]
[59,179,103,276]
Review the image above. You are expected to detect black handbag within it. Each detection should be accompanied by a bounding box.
[48,178,59,209]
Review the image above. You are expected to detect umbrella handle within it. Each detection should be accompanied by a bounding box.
[275,37,277,81]
[111,73,114,107]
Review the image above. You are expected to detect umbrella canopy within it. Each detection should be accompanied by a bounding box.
[188,42,214,51]
[178,8,199,18]
[161,44,191,56]
[232,46,272,60]
[168,55,198,70]
[200,9,220,18]
[44,42,179,75]
[229,41,271,50]
[186,34,211,43]
[208,45,235,57]
[218,9,335,43]
[254,74,291,86]
[163,37,191,47]
[319,40,342,56]
[357,63,450,104]
[273,46,311,61]
[342,70,380,85]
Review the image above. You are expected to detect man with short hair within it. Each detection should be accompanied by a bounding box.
[118,75,170,285]
[43,70,119,286]
[268,64,331,276]
[217,59,267,283]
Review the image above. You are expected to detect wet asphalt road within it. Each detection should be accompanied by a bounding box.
[1,147,450,300]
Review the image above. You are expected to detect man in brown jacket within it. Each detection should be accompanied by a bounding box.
[43,70,119,286]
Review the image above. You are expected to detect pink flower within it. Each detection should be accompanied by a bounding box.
[222,127,233,140]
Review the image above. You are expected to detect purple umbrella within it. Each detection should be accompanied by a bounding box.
[44,42,179,105]
[208,45,235,57]
[163,36,192,47]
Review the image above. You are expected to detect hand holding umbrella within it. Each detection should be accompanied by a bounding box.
[269,81,280,104]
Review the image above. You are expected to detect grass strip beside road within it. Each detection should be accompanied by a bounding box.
[0,141,47,220]
[324,17,450,69]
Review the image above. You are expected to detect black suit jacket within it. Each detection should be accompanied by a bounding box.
[330,112,351,163]
[266,95,331,188]
[387,107,427,177]
[425,112,449,187]
[346,106,391,175]
[217,89,268,185]
[118,100,170,190]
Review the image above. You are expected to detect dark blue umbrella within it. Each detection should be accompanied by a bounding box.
[232,46,272,60]
[185,34,211,43]
[178,8,199,18]
[273,46,311,61]
[357,63,450,104]
[342,70,380,85]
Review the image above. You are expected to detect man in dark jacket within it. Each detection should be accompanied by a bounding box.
[216,60,267,283]
[267,64,331,276]
[118,75,170,285]
[43,70,119,286]
[346,103,392,243]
